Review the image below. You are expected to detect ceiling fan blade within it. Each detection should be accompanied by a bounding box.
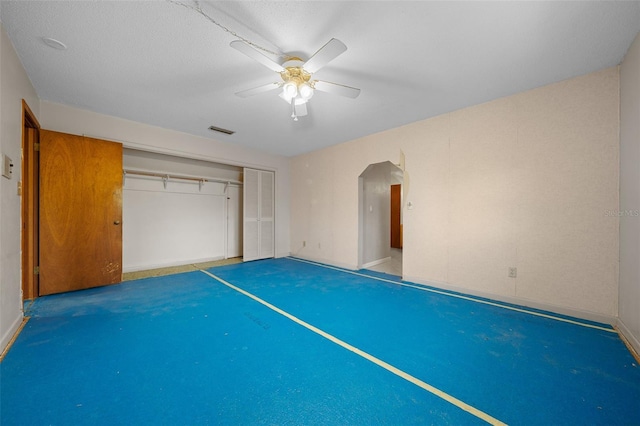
[235,82,281,98]
[303,38,347,73]
[230,40,285,73]
[314,80,361,99]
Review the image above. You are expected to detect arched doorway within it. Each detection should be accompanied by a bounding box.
[358,161,404,277]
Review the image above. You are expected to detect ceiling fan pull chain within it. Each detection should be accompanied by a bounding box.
[291,98,298,121]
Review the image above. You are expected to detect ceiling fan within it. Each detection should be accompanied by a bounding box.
[231,38,361,120]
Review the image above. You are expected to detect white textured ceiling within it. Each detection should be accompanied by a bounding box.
[1,1,639,157]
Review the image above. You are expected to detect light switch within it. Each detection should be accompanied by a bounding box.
[2,155,13,179]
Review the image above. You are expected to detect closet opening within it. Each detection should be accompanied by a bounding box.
[121,148,244,275]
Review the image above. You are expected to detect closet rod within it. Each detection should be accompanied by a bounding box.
[123,169,242,185]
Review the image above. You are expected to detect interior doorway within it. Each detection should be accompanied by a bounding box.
[390,184,402,249]
[21,100,40,301]
[358,161,404,277]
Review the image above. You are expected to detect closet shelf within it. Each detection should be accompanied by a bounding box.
[123,168,242,186]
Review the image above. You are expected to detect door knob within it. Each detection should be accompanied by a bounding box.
[114,220,121,225]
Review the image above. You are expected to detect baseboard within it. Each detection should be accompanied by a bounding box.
[1,313,25,358]
[617,318,640,360]
[289,254,357,271]
[362,257,391,269]
[403,274,617,326]
[123,256,225,273]
[261,255,618,326]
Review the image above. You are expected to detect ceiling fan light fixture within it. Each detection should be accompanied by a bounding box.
[299,82,314,100]
[282,81,298,100]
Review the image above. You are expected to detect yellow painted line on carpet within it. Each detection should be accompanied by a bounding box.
[200,269,507,426]
[288,257,615,333]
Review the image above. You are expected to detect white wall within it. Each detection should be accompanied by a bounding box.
[38,101,291,263]
[361,167,391,267]
[123,148,242,183]
[619,31,640,354]
[123,178,228,272]
[226,185,243,258]
[0,23,40,353]
[291,67,619,322]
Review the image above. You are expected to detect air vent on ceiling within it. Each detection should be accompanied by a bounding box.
[208,125,235,135]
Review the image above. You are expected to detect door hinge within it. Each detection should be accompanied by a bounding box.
[34,266,40,275]
[34,143,40,151]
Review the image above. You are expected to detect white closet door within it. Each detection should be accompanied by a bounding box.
[243,168,274,261]
[243,168,260,261]
[259,171,275,258]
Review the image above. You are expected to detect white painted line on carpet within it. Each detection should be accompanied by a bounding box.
[200,269,507,426]
[288,257,615,333]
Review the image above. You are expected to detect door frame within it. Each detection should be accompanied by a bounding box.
[21,99,41,300]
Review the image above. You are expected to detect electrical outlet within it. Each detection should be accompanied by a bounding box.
[509,267,517,278]
[302,241,306,247]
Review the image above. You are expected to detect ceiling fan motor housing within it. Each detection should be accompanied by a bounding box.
[281,60,314,101]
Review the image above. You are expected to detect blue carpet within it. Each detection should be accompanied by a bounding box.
[2,258,639,425]
[3,269,480,425]
[209,258,640,425]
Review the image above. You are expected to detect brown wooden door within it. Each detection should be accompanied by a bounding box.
[39,130,123,296]
[390,184,402,249]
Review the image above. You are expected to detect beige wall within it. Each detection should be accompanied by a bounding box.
[291,67,620,321]
[0,24,40,352]
[619,31,640,353]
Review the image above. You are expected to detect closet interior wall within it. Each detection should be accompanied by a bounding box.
[122,149,243,272]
